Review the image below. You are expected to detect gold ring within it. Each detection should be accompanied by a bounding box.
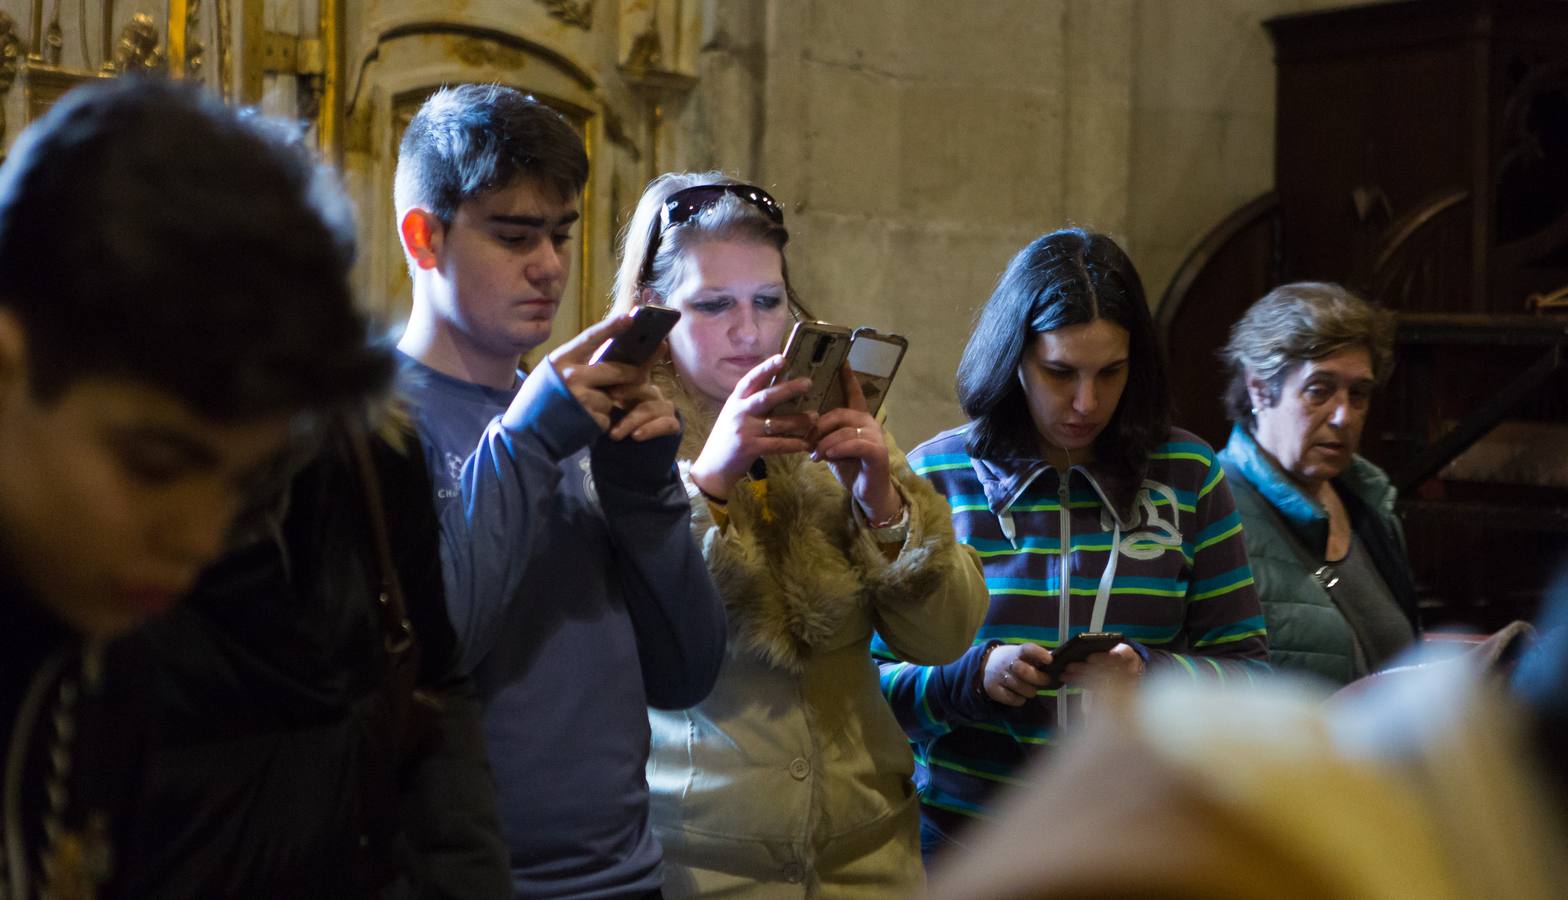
[856,426,864,439]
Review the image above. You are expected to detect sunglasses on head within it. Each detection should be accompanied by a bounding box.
[637,183,786,287]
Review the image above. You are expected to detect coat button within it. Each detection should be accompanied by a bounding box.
[783,862,805,883]
[788,758,810,780]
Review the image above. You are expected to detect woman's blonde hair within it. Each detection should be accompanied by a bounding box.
[608,170,801,317]
[1221,281,1395,429]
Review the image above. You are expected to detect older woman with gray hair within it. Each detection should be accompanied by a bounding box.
[1216,282,1419,684]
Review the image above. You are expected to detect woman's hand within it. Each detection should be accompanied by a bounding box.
[1059,643,1145,689]
[983,643,1054,707]
[810,363,902,523]
[688,355,816,501]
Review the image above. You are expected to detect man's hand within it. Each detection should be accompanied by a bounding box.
[607,380,679,442]
[548,315,652,433]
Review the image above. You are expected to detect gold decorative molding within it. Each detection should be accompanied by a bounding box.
[186,0,207,76]
[537,0,594,30]
[215,0,233,98]
[619,29,694,97]
[22,63,111,124]
[451,36,530,70]
[600,102,638,161]
[42,3,63,65]
[0,12,21,145]
[625,22,660,71]
[618,13,693,177]
[112,13,165,74]
[168,0,189,75]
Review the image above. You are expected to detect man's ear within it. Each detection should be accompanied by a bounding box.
[398,208,444,271]
[0,308,28,410]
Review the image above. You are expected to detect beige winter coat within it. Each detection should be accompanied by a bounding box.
[647,388,987,898]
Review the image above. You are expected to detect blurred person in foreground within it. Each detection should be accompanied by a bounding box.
[1217,283,1418,685]
[0,78,392,897]
[931,573,1568,900]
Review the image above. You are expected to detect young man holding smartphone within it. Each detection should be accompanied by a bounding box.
[393,84,726,898]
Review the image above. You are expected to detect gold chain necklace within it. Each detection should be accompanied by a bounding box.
[2,644,111,900]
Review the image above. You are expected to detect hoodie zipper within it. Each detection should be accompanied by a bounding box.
[1055,470,1073,727]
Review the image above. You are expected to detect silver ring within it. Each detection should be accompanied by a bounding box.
[856,426,864,439]
[763,417,774,436]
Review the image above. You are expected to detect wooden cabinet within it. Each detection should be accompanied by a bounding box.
[1268,0,1568,315]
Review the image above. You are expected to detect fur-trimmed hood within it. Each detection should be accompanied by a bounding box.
[658,367,974,673]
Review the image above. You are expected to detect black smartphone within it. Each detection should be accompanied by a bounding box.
[769,320,853,415]
[589,304,681,366]
[821,328,909,417]
[1043,632,1126,683]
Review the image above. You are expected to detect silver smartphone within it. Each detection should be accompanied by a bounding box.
[821,327,909,417]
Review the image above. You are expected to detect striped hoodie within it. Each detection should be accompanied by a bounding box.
[873,424,1268,838]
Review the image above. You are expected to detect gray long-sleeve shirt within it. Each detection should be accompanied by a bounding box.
[399,353,726,899]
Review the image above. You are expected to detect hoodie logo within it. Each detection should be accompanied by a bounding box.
[1104,479,1182,560]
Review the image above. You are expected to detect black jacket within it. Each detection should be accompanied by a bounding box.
[116,426,509,899]
[1,572,147,900]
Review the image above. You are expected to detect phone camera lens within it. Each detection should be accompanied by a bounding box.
[811,335,830,364]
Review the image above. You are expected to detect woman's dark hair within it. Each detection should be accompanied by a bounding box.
[958,228,1170,478]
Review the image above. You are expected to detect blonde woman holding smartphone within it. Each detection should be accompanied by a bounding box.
[610,171,987,897]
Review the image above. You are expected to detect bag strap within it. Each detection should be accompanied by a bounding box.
[345,424,415,655]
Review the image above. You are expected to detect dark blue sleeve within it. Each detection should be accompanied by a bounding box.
[591,420,726,710]
[875,637,996,741]
[432,362,602,673]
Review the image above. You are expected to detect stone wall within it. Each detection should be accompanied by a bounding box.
[667,0,1352,448]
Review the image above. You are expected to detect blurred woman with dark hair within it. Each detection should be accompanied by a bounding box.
[876,227,1270,861]
[1217,282,1418,685]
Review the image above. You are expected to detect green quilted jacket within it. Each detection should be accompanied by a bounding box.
[1217,426,1418,684]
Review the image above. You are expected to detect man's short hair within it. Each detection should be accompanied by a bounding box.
[394,83,588,222]
[0,77,391,418]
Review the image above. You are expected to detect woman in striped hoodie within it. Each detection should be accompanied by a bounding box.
[875,227,1270,862]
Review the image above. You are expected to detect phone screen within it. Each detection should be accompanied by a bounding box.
[846,337,904,415]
